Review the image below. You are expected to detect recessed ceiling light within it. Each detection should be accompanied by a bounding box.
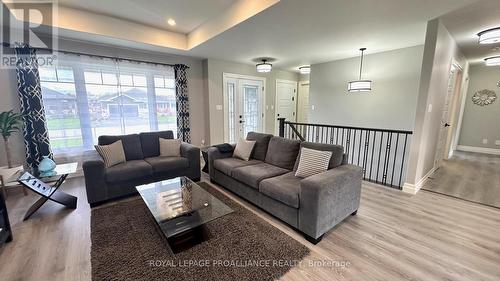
[167,18,176,26]
[299,66,310,74]
[484,56,500,66]
[478,27,500,44]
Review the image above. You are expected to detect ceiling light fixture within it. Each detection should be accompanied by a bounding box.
[485,56,500,66]
[167,18,176,26]
[256,59,272,73]
[478,27,500,44]
[299,66,310,74]
[348,48,372,92]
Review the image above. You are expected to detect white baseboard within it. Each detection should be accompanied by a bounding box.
[456,145,500,155]
[402,166,437,195]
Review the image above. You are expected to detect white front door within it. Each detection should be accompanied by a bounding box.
[275,80,297,134]
[223,75,264,143]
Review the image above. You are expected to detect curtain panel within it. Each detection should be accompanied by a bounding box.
[174,64,190,143]
[15,44,53,168]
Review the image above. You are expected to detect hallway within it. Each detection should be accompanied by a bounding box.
[423,151,500,208]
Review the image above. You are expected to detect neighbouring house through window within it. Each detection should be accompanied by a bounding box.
[39,52,177,155]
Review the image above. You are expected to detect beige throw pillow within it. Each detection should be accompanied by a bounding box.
[95,140,126,168]
[295,147,332,178]
[233,139,256,161]
[160,138,181,157]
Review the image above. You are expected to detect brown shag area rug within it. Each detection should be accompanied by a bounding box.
[91,181,310,281]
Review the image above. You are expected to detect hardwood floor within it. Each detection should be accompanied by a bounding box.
[422,151,500,208]
[0,175,499,281]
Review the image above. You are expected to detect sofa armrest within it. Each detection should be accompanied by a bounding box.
[207,145,234,179]
[181,142,201,180]
[299,164,362,239]
[82,155,108,205]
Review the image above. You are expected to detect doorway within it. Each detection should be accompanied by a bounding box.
[297,81,310,123]
[433,62,463,169]
[223,73,265,143]
[275,79,297,134]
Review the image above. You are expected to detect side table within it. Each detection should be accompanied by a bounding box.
[17,162,78,221]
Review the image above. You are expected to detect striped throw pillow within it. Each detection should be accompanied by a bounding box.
[95,140,126,168]
[295,147,333,178]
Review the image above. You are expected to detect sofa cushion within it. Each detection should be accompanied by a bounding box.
[232,163,289,189]
[246,132,273,161]
[145,156,189,173]
[293,142,344,171]
[295,147,332,178]
[98,134,143,161]
[159,138,181,157]
[259,172,301,208]
[139,131,175,158]
[213,158,262,176]
[264,137,301,170]
[105,160,153,182]
[233,139,256,161]
[94,140,126,168]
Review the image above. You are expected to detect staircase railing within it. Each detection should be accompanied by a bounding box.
[278,118,412,189]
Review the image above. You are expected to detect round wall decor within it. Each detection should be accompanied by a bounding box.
[472,89,497,106]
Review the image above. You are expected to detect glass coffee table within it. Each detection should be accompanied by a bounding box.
[136,177,233,253]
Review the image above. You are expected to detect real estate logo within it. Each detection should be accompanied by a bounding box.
[1,0,58,69]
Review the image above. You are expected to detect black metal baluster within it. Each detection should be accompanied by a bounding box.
[362,130,370,178]
[376,132,384,183]
[398,134,409,189]
[390,134,400,187]
[340,128,344,148]
[346,129,351,163]
[382,133,393,186]
[357,130,363,166]
[369,131,376,182]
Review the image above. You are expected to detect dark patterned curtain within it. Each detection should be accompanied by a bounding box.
[174,64,190,143]
[15,44,53,169]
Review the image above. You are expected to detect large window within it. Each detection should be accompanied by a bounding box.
[39,53,176,154]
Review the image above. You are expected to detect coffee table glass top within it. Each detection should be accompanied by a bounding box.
[136,177,233,238]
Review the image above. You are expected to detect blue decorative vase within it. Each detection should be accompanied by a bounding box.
[38,156,56,177]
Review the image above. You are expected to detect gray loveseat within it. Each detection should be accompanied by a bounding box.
[208,132,362,243]
[83,130,200,206]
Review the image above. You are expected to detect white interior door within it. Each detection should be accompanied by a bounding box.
[297,81,310,123]
[275,80,297,134]
[224,75,264,143]
[434,66,459,169]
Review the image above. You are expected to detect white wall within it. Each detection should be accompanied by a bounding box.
[458,64,500,149]
[205,58,299,145]
[309,45,424,131]
[0,37,208,167]
[0,67,24,167]
[405,19,469,191]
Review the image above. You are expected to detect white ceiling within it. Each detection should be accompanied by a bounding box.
[187,0,477,71]
[440,0,500,65]
[15,0,481,71]
[58,0,238,34]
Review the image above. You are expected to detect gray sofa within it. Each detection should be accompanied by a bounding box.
[83,130,200,206]
[208,132,362,243]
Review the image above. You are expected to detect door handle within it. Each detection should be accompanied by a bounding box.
[239,120,245,123]
[444,123,450,127]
